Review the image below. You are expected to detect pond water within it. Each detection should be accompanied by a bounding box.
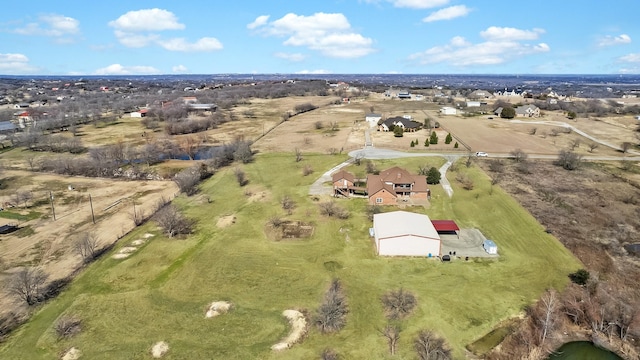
[625,243,640,256]
[548,341,624,360]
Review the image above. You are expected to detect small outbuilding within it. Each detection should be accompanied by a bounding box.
[372,211,441,257]
[483,239,498,255]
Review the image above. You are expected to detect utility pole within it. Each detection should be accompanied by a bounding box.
[89,194,95,224]
[49,191,56,221]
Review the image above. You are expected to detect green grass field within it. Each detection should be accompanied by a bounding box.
[0,153,581,359]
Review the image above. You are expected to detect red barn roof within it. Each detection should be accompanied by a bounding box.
[431,220,460,232]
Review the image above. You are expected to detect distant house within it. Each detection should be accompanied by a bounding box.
[493,107,503,117]
[440,106,457,115]
[372,211,441,257]
[515,104,540,118]
[365,113,382,128]
[397,91,412,99]
[130,109,148,118]
[182,96,198,104]
[378,116,422,132]
[187,103,217,112]
[367,166,429,205]
[469,90,492,99]
[466,101,481,107]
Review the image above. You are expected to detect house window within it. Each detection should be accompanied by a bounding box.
[376,198,383,204]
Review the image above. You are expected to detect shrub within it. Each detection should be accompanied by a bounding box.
[569,269,590,285]
[318,202,349,219]
[555,150,582,170]
[54,315,82,339]
[234,168,249,186]
[302,165,313,176]
[445,133,452,144]
[454,142,458,148]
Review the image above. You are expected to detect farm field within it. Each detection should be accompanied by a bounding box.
[0,153,581,359]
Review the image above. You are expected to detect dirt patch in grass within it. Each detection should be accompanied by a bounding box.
[271,309,308,351]
[247,190,270,203]
[204,301,232,318]
[61,347,81,360]
[216,215,236,228]
[151,341,169,358]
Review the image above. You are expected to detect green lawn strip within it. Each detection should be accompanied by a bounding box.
[0,154,581,359]
[0,210,41,221]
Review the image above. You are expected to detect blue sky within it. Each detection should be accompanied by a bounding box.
[0,0,638,75]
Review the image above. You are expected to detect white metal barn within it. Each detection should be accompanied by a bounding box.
[372,211,441,257]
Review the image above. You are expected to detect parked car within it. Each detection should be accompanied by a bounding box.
[475,151,488,157]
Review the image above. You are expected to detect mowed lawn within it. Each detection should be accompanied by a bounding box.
[0,153,581,360]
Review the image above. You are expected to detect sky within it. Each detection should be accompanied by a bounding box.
[0,0,639,75]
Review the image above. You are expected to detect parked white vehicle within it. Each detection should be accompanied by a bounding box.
[475,152,488,157]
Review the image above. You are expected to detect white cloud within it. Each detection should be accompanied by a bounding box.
[619,53,640,63]
[480,26,544,41]
[14,14,80,42]
[422,5,470,22]
[108,8,184,32]
[598,34,631,47]
[247,15,270,30]
[94,64,159,75]
[0,53,38,74]
[172,65,188,73]
[113,30,159,48]
[295,69,331,74]
[159,37,223,52]
[275,52,306,62]
[253,12,375,58]
[390,0,449,8]
[409,27,550,67]
[108,8,222,52]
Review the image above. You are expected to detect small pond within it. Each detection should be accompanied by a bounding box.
[624,243,640,256]
[548,341,624,360]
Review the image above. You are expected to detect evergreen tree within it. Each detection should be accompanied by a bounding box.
[454,142,459,148]
[426,167,441,184]
[429,131,438,145]
[445,133,452,144]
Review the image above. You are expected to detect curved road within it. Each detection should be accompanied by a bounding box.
[310,120,640,198]
[309,146,462,197]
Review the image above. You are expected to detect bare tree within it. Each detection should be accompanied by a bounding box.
[509,149,528,163]
[295,148,303,162]
[318,201,349,219]
[534,289,560,345]
[621,141,632,153]
[234,168,248,186]
[8,267,49,306]
[588,142,599,153]
[153,204,194,238]
[380,324,401,355]
[74,232,99,263]
[569,139,581,151]
[177,135,201,160]
[12,191,33,208]
[173,166,202,195]
[281,195,296,215]
[414,330,451,360]
[381,288,417,320]
[315,279,348,333]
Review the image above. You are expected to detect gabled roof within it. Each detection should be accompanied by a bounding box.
[382,116,422,129]
[366,174,396,197]
[379,166,415,184]
[374,211,439,240]
[332,170,355,183]
[515,104,539,114]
